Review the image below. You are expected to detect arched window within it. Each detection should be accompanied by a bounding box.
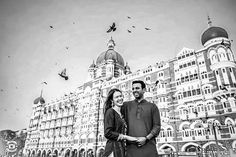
[218,47,227,61]
[227,48,234,61]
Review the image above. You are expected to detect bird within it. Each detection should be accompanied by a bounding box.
[58,68,69,80]
[42,82,47,85]
[145,27,151,30]
[8,56,10,58]
[73,22,75,24]
[132,26,135,28]
[127,16,131,19]
[0,89,3,92]
[66,46,69,50]
[127,30,132,33]
[49,26,53,29]
[107,22,116,33]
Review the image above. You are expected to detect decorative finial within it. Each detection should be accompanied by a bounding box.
[40,89,43,97]
[207,15,212,27]
[107,37,115,49]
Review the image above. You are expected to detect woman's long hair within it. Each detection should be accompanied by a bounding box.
[103,88,122,114]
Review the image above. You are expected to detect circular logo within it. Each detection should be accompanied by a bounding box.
[6,141,18,152]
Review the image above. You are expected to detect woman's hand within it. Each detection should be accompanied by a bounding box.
[124,135,137,142]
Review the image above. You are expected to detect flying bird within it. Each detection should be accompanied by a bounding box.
[107,22,116,33]
[58,68,69,80]
[127,16,131,19]
[66,46,69,50]
[49,26,54,29]
[0,89,3,92]
[145,27,151,30]
[127,30,132,33]
[132,26,135,28]
[42,82,47,85]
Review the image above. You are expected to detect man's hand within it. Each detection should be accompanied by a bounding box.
[136,137,147,147]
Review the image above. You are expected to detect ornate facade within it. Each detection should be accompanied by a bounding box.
[24,19,236,157]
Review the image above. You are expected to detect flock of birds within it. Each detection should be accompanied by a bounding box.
[106,16,151,34]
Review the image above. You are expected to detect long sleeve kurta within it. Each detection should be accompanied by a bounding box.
[122,99,161,157]
[103,108,126,157]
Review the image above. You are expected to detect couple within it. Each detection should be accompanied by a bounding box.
[103,80,161,157]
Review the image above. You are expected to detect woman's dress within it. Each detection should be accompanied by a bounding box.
[103,108,127,157]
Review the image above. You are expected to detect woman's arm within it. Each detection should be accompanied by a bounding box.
[117,134,137,142]
[104,109,120,141]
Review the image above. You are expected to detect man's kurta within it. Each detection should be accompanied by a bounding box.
[122,99,161,157]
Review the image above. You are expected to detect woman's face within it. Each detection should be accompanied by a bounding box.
[112,91,123,107]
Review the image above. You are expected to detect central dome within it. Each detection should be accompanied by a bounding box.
[96,38,125,66]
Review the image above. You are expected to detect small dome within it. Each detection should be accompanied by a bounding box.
[201,26,228,45]
[34,96,45,104]
[124,62,130,70]
[89,60,96,68]
[34,90,45,104]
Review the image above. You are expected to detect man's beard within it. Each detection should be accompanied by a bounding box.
[133,92,142,100]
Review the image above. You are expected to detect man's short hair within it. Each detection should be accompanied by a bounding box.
[132,80,146,89]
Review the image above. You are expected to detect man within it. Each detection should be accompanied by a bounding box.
[122,80,161,157]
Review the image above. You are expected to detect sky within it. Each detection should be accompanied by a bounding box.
[0,0,236,131]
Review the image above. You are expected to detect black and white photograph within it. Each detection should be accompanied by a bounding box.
[0,0,236,156]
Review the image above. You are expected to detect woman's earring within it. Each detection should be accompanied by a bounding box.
[111,101,114,107]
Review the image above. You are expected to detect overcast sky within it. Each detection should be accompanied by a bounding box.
[0,0,236,131]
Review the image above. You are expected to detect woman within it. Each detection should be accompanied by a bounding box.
[103,88,137,157]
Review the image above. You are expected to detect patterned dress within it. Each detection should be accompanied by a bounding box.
[103,108,127,157]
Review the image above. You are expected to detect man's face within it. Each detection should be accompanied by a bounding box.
[132,83,145,100]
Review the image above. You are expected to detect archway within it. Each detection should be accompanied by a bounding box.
[27,150,31,157]
[79,148,85,157]
[31,150,36,157]
[46,150,52,157]
[98,148,104,157]
[36,150,41,157]
[185,145,197,152]
[53,150,58,157]
[87,149,94,157]
[42,150,46,157]
[71,149,78,157]
[64,149,70,157]
[203,142,227,157]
